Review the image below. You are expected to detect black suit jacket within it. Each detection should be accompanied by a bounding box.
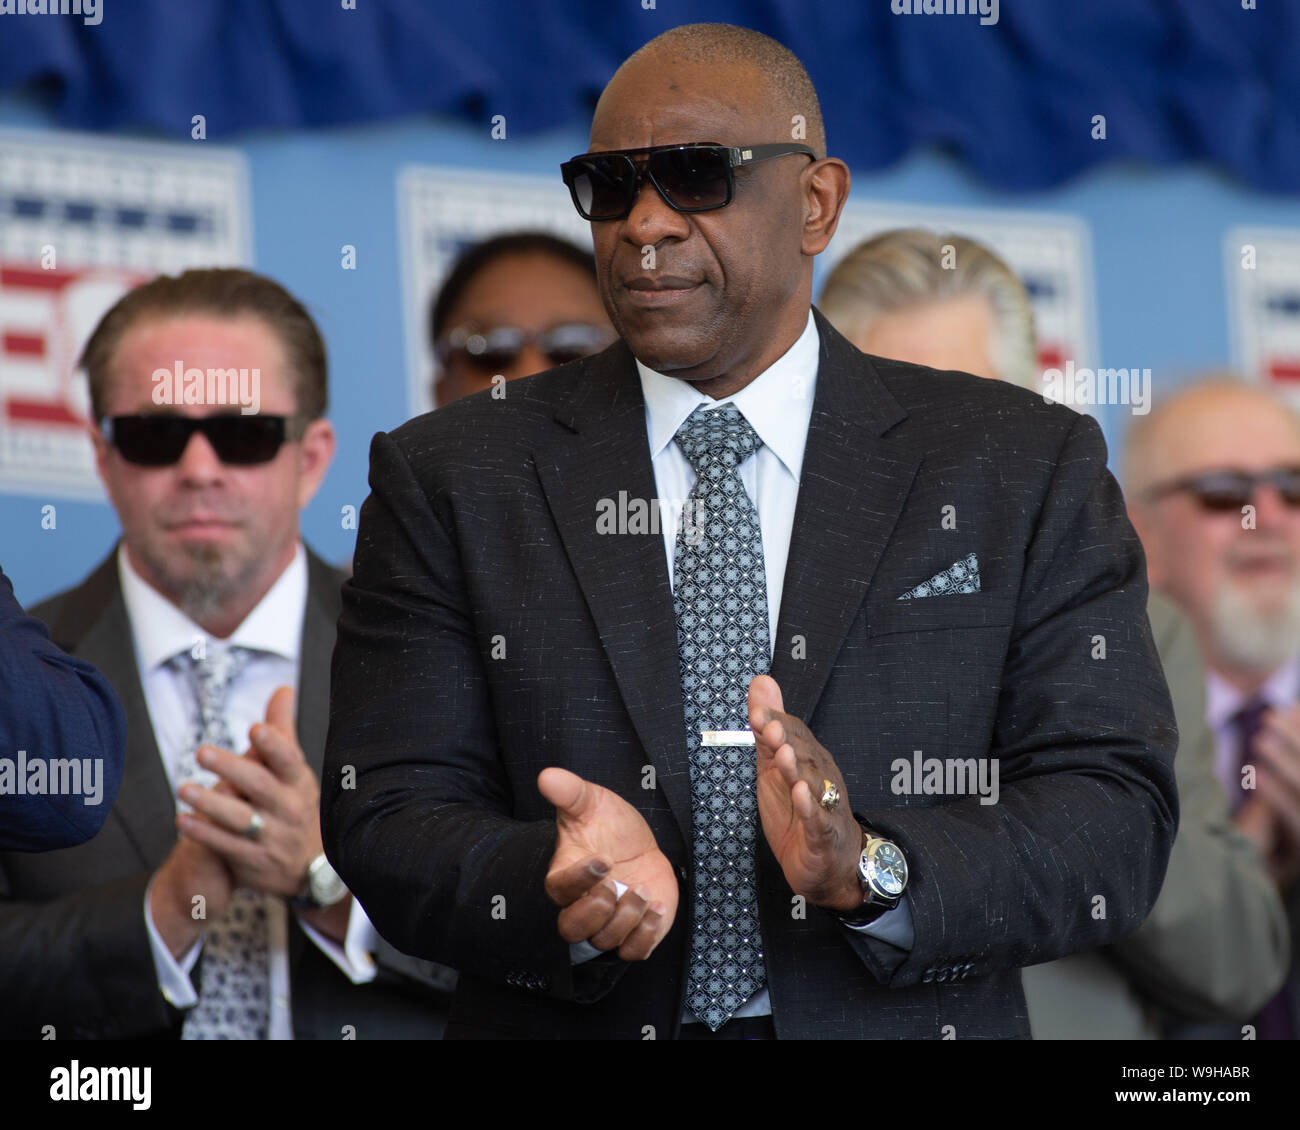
[323,308,1180,1040]
[0,546,445,1039]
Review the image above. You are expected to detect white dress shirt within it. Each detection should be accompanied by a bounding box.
[121,542,379,1039]
[573,309,914,1022]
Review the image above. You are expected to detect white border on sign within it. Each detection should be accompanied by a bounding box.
[0,127,253,274]
[824,198,1100,383]
[0,127,252,500]
[397,165,593,422]
[1224,225,1300,387]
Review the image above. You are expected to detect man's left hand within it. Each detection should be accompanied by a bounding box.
[749,674,863,912]
[177,685,323,898]
[1249,705,1300,890]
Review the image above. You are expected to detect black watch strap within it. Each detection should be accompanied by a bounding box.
[836,816,903,928]
[837,898,892,928]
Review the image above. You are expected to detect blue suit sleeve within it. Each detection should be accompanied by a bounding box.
[0,566,126,851]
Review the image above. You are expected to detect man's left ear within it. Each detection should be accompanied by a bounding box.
[801,158,851,257]
[295,417,336,508]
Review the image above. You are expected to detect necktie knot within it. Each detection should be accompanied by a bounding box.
[168,644,254,757]
[170,642,253,692]
[674,404,763,476]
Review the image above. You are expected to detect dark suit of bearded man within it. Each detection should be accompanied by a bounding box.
[323,305,1180,1040]
[0,547,447,1039]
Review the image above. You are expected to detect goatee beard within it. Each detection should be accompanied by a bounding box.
[151,543,258,630]
[1210,578,1300,674]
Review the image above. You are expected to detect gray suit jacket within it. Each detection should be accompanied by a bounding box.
[0,546,446,1039]
[1022,589,1290,1038]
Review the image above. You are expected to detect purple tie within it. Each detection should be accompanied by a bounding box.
[1230,696,1269,814]
[1229,697,1295,1040]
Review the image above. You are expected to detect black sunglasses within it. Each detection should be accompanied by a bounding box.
[435,322,615,373]
[560,142,817,221]
[101,415,295,466]
[1143,467,1300,511]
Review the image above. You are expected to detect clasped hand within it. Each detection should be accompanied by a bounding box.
[175,685,323,899]
[540,674,865,962]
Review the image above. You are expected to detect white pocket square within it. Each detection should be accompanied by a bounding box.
[897,552,980,599]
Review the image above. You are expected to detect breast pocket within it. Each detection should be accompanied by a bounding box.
[867,593,1015,637]
[843,595,1014,804]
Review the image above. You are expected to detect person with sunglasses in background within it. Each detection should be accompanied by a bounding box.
[430,231,615,408]
[1127,377,1300,1039]
[325,23,1178,1041]
[0,268,447,1039]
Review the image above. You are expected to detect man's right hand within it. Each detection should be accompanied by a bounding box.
[149,833,235,960]
[1237,704,1300,891]
[539,767,678,961]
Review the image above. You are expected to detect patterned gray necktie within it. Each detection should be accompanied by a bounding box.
[673,403,770,1031]
[169,644,272,1040]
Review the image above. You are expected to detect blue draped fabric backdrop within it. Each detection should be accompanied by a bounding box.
[0,0,1297,191]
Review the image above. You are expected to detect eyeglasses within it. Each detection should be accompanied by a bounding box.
[560,142,817,221]
[435,323,616,373]
[1143,467,1300,511]
[100,415,295,466]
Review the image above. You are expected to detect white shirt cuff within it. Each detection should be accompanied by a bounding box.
[296,897,378,984]
[144,876,201,1010]
[842,893,915,948]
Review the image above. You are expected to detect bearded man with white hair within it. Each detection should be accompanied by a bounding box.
[1127,377,1300,1038]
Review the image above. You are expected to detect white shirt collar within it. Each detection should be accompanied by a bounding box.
[1206,653,1300,730]
[635,309,819,481]
[118,541,307,671]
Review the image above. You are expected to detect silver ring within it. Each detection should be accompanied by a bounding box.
[242,809,265,840]
[819,780,840,812]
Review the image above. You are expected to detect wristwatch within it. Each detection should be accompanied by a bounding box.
[837,819,908,927]
[288,852,349,911]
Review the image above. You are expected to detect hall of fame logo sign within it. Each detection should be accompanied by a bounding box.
[0,130,250,496]
[825,200,1098,404]
[398,166,590,420]
[1227,228,1300,403]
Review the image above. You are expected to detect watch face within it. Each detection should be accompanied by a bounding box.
[309,857,348,906]
[865,842,908,897]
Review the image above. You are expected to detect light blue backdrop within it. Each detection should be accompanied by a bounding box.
[2,91,1299,606]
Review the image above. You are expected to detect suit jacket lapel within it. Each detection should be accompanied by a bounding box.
[297,551,343,774]
[532,344,695,836]
[46,551,178,869]
[769,310,920,722]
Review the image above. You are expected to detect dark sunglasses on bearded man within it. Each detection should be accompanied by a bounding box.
[100,414,296,466]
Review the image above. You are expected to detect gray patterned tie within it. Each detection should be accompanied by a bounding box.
[170,644,272,1040]
[673,403,770,1031]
